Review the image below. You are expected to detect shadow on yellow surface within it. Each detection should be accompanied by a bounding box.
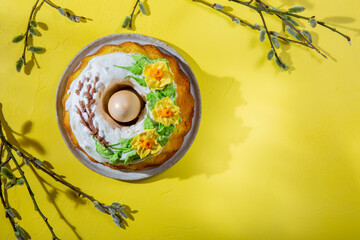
[135,41,251,183]
[0,103,45,155]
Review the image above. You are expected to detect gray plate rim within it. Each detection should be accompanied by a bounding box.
[55,33,201,181]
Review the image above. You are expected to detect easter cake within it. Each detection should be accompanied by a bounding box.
[62,42,194,171]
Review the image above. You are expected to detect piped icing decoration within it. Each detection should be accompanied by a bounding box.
[131,129,162,159]
[152,97,180,127]
[66,52,180,165]
[74,76,109,147]
[143,61,174,90]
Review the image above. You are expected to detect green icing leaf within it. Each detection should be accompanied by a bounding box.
[114,65,142,75]
[157,135,169,146]
[120,137,134,148]
[127,75,147,87]
[122,151,140,163]
[131,53,151,67]
[93,137,113,159]
[110,151,122,164]
[153,58,170,68]
[146,91,160,110]
[144,115,156,129]
[155,90,163,99]
[160,82,175,98]
[113,53,170,80]
[157,123,175,136]
[93,137,141,163]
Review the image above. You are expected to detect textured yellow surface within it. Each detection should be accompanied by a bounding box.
[1,0,360,239]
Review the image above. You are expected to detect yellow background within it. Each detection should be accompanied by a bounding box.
[1,0,360,239]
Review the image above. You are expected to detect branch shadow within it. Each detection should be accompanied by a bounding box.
[22,1,46,75]
[0,103,137,235]
[276,0,313,9]
[28,165,85,240]
[132,41,251,183]
[0,104,44,156]
[321,16,360,37]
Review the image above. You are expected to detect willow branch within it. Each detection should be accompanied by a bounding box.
[0,122,60,240]
[43,0,87,20]
[128,0,140,29]
[193,0,257,30]
[276,13,328,59]
[268,11,351,43]
[257,10,285,68]
[21,0,40,64]
[7,140,106,207]
[0,155,17,235]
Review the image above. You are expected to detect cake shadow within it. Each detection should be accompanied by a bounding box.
[133,41,251,183]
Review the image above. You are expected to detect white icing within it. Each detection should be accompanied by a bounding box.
[65,52,177,164]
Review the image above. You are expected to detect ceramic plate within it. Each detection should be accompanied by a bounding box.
[55,33,201,180]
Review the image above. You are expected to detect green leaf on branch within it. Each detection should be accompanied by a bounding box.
[285,25,301,41]
[1,167,15,180]
[16,178,25,185]
[117,208,127,218]
[16,58,24,72]
[12,35,25,43]
[267,48,274,60]
[288,6,305,13]
[67,14,75,21]
[139,1,146,15]
[30,20,37,28]
[34,158,44,167]
[285,16,299,27]
[29,27,38,36]
[5,181,15,189]
[58,7,67,16]
[5,208,16,219]
[275,57,289,72]
[269,6,281,13]
[232,17,241,24]
[27,46,44,54]
[301,29,312,43]
[122,16,131,28]
[14,224,26,239]
[259,28,266,42]
[271,36,280,49]
[93,201,106,213]
[309,17,317,28]
[112,202,123,208]
[212,3,225,10]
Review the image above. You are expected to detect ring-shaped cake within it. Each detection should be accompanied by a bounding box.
[62,42,195,171]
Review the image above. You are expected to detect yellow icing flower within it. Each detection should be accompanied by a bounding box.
[143,61,174,90]
[131,129,161,159]
[152,97,180,127]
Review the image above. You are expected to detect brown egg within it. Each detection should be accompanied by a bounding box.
[107,90,141,122]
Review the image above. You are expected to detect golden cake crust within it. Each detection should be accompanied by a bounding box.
[62,42,195,171]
